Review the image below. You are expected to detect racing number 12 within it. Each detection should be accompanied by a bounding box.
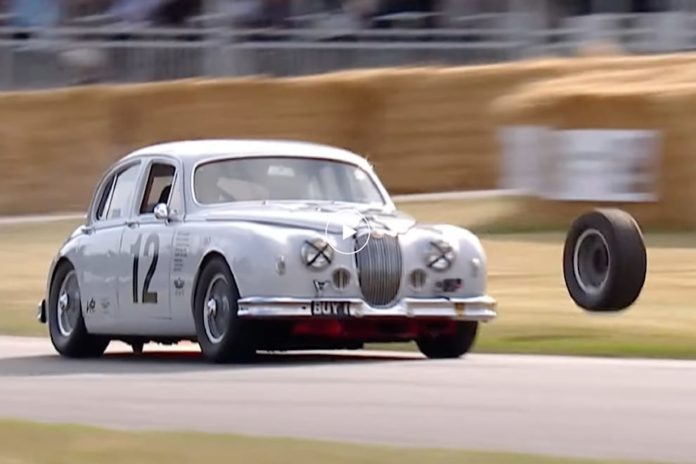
[132,233,160,304]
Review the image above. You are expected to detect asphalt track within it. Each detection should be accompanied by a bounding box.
[1,336,695,463]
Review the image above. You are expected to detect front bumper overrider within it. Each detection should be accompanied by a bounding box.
[37,299,47,324]
[237,295,496,321]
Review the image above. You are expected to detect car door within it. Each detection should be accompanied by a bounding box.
[79,161,143,332]
[118,159,179,322]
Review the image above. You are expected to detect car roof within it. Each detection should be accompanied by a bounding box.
[123,139,372,169]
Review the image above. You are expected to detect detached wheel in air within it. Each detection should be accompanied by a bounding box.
[416,321,478,359]
[193,257,255,363]
[48,262,110,358]
[563,208,646,312]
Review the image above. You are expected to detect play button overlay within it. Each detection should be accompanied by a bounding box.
[324,208,371,255]
[342,224,356,241]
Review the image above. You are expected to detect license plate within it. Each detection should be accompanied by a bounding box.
[310,301,351,317]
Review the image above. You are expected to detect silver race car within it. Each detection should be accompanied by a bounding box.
[36,140,647,363]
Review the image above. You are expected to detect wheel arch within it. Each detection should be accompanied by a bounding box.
[48,257,75,298]
[191,251,241,313]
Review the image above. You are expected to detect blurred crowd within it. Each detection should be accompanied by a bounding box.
[0,0,203,28]
[0,0,679,31]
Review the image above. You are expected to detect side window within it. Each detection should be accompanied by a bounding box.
[105,164,141,221]
[139,163,176,215]
[168,173,185,217]
[95,175,115,221]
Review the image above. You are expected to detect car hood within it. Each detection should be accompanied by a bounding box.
[201,203,417,234]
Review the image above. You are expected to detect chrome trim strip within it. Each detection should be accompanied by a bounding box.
[237,296,497,321]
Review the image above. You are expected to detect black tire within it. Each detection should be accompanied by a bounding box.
[416,321,478,359]
[563,208,646,312]
[48,261,109,358]
[193,257,254,363]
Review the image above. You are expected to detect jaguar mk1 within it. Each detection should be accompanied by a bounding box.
[36,140,646,363]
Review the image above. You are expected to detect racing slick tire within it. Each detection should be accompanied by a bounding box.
[48,261,110,358]
[563,208,646,312]
[193,257,255,363]
[416,321,478,359]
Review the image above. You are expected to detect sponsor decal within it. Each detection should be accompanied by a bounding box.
[174,277,185,297]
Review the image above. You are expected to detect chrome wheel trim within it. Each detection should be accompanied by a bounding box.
[573,229,611,295]
[57,270,81,337]
[203,274,232,344]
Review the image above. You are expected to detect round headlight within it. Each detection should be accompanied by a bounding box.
[301,238,334,270]
[425,239,455,271]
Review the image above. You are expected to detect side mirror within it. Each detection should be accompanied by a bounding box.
[153,203,169,221]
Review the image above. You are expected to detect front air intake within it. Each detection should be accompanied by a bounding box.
[354,232,402,307]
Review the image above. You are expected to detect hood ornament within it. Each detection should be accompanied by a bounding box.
[371,229,385,239]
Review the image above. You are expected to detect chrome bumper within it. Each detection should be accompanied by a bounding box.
[237,296,496,322]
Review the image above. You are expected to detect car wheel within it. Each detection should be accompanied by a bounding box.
[416,321,478,359]
[48,262,109,358]
[193,257,254,363]
[563,208,647,312]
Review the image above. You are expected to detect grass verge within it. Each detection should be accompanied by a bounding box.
[0,420,652,464]
[3,198,696,359]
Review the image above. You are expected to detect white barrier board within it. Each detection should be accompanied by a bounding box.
[499,127,660,202]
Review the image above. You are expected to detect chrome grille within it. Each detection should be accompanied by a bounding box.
[354,232,402,307]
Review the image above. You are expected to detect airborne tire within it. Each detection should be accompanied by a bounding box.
[48,261,110,358]
[563,209,646,312]
[416,321,478,359]
[193,257,255,363]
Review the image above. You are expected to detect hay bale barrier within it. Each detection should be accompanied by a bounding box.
[110,76,376,155]
[361,62,568,194]
[0,86,113,214]
[2,53,696,217]
[493,64,696,229]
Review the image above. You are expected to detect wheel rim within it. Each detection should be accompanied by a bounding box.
[573,229,611,295]
[203,273,232,344]
[57,270,81,337]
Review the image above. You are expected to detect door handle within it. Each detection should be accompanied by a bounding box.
[126,220,139,229]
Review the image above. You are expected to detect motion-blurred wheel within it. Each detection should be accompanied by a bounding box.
[416,321,478,359]
[563,209,646,312]
[48,262,110,358]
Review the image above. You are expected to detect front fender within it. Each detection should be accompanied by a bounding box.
[402,224,488,298]
[192,221,345,299]
[191,221,489,302]
[43,225,85,304]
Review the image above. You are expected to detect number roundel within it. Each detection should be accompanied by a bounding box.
[132,233,160,304]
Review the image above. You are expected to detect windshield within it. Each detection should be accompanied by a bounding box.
[194,157,386,206]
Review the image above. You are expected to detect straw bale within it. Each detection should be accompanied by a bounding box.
[355,63,568,194]
[0,86,112,214]
[8,53,696,214]
[494,83,696,228]
[492,60,696,127]
[110,75,377,158]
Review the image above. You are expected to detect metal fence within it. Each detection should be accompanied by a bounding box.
[2,12,696,90]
